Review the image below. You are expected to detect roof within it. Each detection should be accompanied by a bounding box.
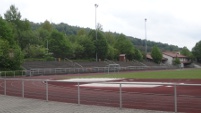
[146,54,153,60]
[146,54,167,61]
[163,52,187,58]
[119,54,126,56]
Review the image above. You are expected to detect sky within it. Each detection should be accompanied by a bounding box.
[0,0,201,50]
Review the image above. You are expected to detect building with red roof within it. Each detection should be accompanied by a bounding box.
[146,52,191,67]
[162,51,191,67]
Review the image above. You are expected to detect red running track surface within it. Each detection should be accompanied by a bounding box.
[0,75,201,113]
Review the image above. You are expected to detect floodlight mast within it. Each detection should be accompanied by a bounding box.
[145,18,147,55]
[95,4,98,62]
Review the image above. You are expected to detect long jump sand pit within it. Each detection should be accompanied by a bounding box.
[58,78,166,88]
[51,78,201,97]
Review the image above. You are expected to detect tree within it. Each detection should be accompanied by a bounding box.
[95,32,108,60]
[77,28,87,36]
[181,46,194,60]
[41,20,53,32]
[192,40,201,62]
[151,45,162,64]
[89,30,108,60]
[0,17,14,45]
[181,46,191,57]
[7,45,24,70]
[4,5,34,50]
[114,34,135,60]
[71,42,84,59]
[77,35,95,59]
[0,39,10,58]
[0,16,23,70]
[173,57,181,65]
[0,39,23,70]
[38,28,50,40]
[107,45,118,60]
[53,22,78,35]
[24,45,47,58]
[19,30,40,49]
[37,22,53,49]
[96,23,103,31]
[4,5,21,22]
[105,32,116,45]
[49,30,72,58]
[133,48,143,61]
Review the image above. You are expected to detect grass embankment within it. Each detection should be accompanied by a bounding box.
[71,69,201,79]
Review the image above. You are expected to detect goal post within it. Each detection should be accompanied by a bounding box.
[107,64,120,74]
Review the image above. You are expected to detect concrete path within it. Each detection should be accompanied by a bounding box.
[0,95,176,113]
[193,64,201,68]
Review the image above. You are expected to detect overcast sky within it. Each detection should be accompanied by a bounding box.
[0,0,200,50]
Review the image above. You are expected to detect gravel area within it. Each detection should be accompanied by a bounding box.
[0,95,176,113]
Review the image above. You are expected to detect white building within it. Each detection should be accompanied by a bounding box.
[162,52,190,67]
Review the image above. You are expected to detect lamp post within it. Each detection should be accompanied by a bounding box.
[145,18,147,55]
[95,4,98,62]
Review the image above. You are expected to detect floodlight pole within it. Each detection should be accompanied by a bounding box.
[95,4,98,62]
[145,18,147,55]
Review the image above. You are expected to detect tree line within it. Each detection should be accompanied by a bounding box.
[0,5,201,70]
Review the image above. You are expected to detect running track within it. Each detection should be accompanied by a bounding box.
[0,74,201,113]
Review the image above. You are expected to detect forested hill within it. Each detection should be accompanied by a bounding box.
[30,22,181,52]
[128,36,181,52]
[52,23,181,52]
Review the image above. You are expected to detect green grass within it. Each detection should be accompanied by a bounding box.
[70,69,201,79]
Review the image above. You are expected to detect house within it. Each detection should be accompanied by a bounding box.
[162,51,191,67]
[146,54,167,63]
[119,54,126,62]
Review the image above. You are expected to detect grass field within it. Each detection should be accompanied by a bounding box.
[68,69,201,79]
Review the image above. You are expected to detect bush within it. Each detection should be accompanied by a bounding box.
[173,57,181,65]
[45,56,55,61]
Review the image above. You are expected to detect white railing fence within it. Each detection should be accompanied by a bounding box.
[0,66,177,78]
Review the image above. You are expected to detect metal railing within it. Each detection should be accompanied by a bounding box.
[0,65,177,77]
[0,78,201,113]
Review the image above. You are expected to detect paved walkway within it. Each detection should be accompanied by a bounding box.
[0,95,175,113]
